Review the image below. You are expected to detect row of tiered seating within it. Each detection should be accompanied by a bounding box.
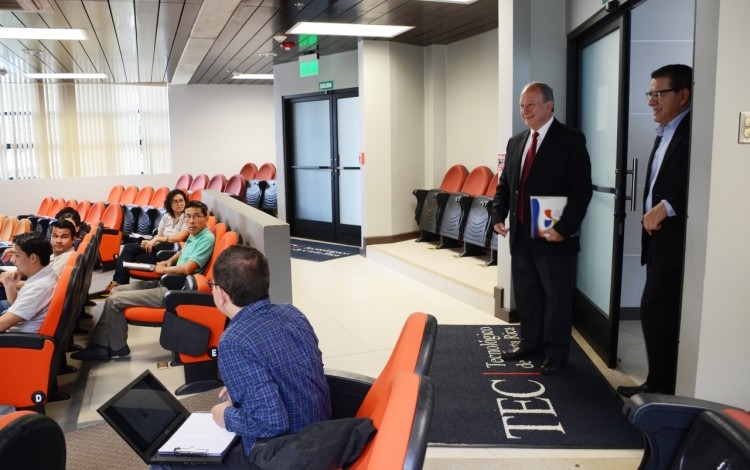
[0,215,31,242]
[0,224,102,413]
[173,162,278,216]
[0,316,438,470]
[413,164,500,265]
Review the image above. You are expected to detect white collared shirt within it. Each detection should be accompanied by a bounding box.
[645,108,691,214]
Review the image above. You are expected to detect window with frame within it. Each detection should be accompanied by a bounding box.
[0,81,171,180]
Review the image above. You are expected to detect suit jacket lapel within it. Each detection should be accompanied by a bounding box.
[653,112,691,187]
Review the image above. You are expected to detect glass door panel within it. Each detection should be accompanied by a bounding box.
[336,96,361,226]
[569,15,629,367]
[576,28,620,317]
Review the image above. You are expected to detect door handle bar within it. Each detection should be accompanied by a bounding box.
[625,158,638,212]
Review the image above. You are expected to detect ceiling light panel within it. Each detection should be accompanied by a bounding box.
[286,22,413,38]
[231,73,273,80]
[25,73,107,79]
[0,28,88,41]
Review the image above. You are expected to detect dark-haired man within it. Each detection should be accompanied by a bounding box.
[72,201,215,361]
[49,219,77,275]
[618,64,693,398]
[55,207,90,248]
[153,245,331,469]
[0,232,56,333]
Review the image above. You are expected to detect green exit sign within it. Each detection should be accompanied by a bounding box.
[319,80,334,91]
[300,59,319,77]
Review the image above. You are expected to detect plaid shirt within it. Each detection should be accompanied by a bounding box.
[219,299,331,453]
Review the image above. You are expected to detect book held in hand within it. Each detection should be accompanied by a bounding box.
[530,196,567,239]
[123,262,156,271]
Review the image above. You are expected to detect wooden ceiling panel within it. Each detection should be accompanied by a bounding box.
[163,0,201,83]
[0,0,497,84]
[151,1,185,82]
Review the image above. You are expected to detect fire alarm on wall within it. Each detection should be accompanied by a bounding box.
[280,41,295,51]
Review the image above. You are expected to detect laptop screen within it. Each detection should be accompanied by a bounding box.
[98,370,189,462]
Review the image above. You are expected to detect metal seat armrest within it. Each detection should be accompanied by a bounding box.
[325,368,376,419]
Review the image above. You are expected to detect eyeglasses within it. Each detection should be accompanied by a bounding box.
[184,214,205,220]
[207,279,219,290]
[645,89,676,101]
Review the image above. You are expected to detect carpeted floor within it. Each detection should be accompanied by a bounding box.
[65,386,222,469]
[428,325,643,449]
[290,238,360,262]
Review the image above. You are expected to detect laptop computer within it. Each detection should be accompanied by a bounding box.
[97,369,237,465]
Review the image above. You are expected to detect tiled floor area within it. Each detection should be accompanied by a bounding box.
[43,238,647,468]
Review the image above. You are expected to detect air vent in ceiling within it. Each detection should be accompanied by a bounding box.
[0,0,53,13]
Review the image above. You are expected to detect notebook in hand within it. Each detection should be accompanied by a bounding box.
[530,196,568,239]
[97,370,237,465]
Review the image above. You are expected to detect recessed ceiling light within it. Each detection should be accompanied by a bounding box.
[419,0,478,3]
[0,28,88,41]
[22,49,44,56]
[232,73,273,80]
[25,73,107,80]
[286,22,413,38]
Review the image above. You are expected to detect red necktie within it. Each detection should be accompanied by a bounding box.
[518,131,539,225]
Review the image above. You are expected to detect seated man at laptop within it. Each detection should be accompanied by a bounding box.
[0,231,57,333]
[152,246,331,469]
[72,201,215,361]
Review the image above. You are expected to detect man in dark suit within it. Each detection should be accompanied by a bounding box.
[618,64,692,397]
[492,82,592,374]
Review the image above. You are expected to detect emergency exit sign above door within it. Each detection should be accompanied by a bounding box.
[319,81,334,91]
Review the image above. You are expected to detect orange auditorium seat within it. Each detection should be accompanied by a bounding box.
[188,174,209,193]
[437,165,494,248]
[206,174,227,192]
[174,173,193,191]
[106,185,125,206]
[256,162,276,180]
[413,164,469,241]
[239,162,258,180]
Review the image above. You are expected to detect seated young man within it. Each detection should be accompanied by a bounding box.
[72,201,215,361]
[152,246,331,470]
[55,207,90,249]
[0,232,57,333]
[48,219,77,275]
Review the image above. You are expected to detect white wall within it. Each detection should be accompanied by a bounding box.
[168,84,275,178]
[685,0,750,407]
[0,174,173,216]
[360,41,426,238]
[446,29,500,173]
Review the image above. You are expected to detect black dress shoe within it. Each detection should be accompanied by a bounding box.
[70,344,111,361]
[501,347,534,360]
[70,344,130,361]
[616,383,661,398]
[539,358,566,375]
